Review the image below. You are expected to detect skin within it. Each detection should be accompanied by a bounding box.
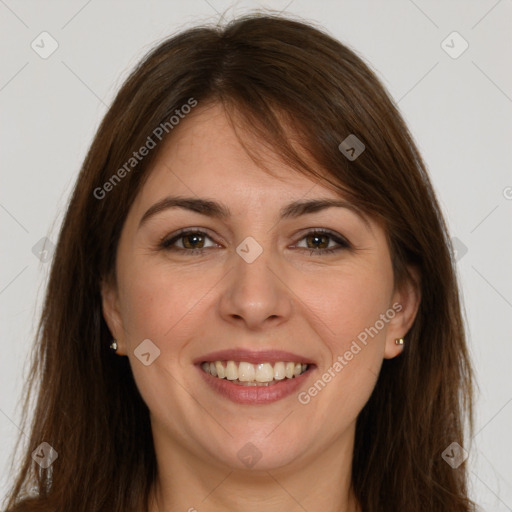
[101,102,421,512]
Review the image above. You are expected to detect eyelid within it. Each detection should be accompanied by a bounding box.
[291,227,351,246]
[159,227,221,248]
[159,227,352,254]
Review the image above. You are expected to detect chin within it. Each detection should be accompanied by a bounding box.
[200,432,308,472]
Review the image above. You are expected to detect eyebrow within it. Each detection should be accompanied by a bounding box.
[138,196,371,230]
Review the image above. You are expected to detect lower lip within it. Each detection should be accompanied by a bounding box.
[196,364,315,404]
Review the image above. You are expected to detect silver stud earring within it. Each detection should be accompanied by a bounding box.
[110,339,118,351]
[395,338,405,345]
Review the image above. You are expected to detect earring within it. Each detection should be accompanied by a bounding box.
[110,339,118,351]
[395,338,405,345]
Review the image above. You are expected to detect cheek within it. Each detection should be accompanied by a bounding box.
[297,260,393,410]
[115,261,202,414]
[304,259,393,351]
[117,256,217,352]
[118,275,164,342]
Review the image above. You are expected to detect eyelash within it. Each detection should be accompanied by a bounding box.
[159,228,351,256]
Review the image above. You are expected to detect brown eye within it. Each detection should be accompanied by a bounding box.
[305,233,329,250]
[181,232,206,249]
[160,228,350,256]
[295,230,350,256]
[160,230,216,254]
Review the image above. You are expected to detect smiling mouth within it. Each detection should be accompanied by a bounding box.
[200,360,310,386]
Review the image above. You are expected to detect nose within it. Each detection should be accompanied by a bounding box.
[218,240,293,331]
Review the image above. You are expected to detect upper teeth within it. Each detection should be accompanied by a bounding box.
[201,361,308,382]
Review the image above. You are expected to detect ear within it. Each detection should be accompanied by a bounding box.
[383,266,421,359]
[100,275,127,355]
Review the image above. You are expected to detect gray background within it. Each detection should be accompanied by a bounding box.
[1,1,511,510]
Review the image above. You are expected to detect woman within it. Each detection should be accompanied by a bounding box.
[3,12,476,512]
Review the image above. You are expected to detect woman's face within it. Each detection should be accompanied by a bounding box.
[101,103,419,473]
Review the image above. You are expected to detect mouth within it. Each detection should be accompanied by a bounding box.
[194,349,316,404]
[200,360,309,386]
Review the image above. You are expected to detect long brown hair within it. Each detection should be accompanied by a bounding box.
[3,12,475,512]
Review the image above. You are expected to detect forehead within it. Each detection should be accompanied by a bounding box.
[136,103,339,207]
[122,103,380,241]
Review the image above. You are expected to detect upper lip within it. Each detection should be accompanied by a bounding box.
[194,349,316,365]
